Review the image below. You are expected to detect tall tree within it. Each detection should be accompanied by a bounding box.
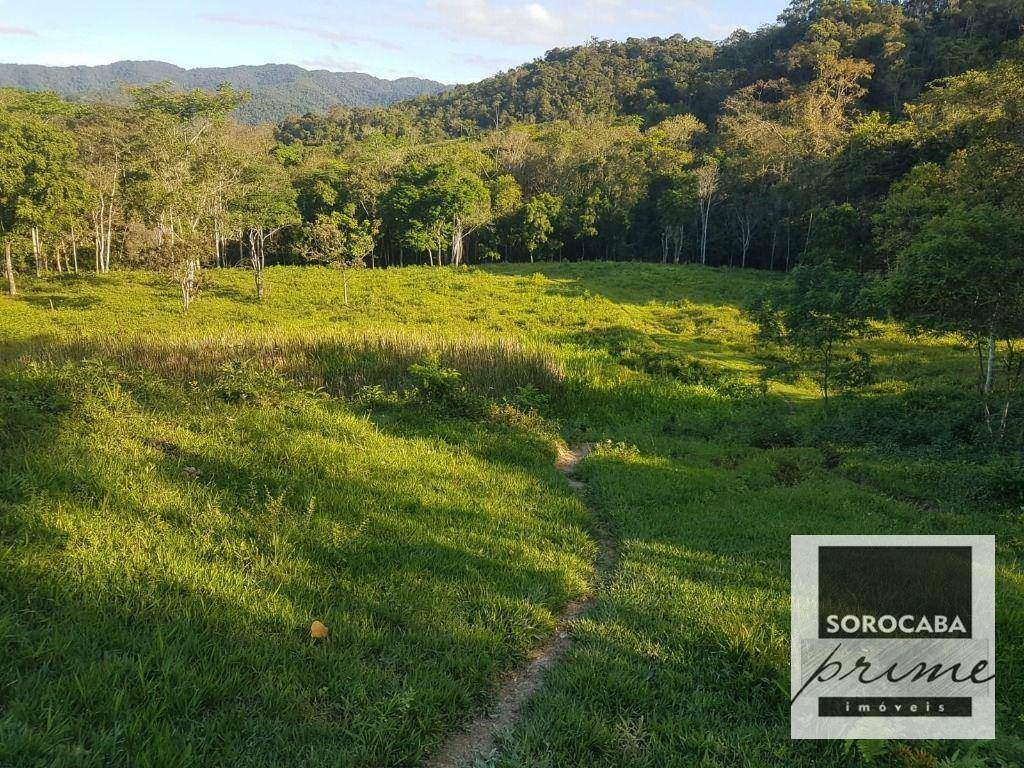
[889,204,1024,437]
[694,160,720,267]
[128,83,248,309]
[0,105,82,286]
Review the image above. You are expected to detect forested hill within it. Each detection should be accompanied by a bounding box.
[408,0,1022,131]
[277,0,1021,141]
[0,61,447,124]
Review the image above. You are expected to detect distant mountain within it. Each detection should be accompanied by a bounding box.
[0,60,449,124]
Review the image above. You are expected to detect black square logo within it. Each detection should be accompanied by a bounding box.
[791,535,995,740]
[817,546,972,639]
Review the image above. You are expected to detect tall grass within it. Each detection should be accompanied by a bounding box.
[1,328,564,396]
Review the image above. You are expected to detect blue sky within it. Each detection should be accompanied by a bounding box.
[0,0,783,83]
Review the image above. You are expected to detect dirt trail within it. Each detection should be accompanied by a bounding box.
[426,443,613,768]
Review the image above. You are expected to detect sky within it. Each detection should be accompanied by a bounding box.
[0,0,783,84]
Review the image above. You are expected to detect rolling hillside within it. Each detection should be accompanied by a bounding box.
[1,264,1021,766]
[0,60,448,123]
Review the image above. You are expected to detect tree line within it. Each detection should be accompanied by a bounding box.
[1,0,1022,423]
[1,1,1018,289]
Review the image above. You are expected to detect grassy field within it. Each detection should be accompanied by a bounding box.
[1,264,1021,768]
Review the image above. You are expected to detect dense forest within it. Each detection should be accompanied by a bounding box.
[0,61,448,125]
[2,0,1023,369]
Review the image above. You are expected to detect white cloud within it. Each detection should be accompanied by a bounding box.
[200,13,402,51]
[426,0,566,45]
[300,56,365,72]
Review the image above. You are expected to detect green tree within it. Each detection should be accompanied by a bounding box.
[889,204,1024,437]
[753,261,876,409]
[128,83,248,309]
[0,108,82,289]
[436,165,491,266]
[231,153,300,301]
[515,193,563,263]
[298,206,375,305]
[381,162,491,266]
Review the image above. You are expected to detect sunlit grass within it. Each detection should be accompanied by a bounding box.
[1,263,1020,767]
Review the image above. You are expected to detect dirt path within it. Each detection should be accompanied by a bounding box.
[426,443,613,768]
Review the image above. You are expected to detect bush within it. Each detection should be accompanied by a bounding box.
[748,413,802,448]
[354,383,401,407]
[832,349,875,391]
[505,383,550,412]
[408,357,477,413]
[213,360,289,405]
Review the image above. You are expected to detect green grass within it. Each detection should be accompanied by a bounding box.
[1,263,1021,767]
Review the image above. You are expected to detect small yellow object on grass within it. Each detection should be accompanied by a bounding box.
[310,620,329,640]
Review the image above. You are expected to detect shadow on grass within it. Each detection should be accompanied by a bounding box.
[18,293,102,311]
[482,261,773,308]
[2,325,1022,767]
[494,442,1023,767]
[0,361,594,767]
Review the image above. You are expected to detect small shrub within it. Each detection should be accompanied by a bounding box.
[214,360,289,405]
[487,401,555,436]
[354,383,401,407]
[409,357,477,413]
[771,455,806,486]
[595,439,640,460]
[506,383,550,412]
[749,415,802,449]
[832,349,875,391]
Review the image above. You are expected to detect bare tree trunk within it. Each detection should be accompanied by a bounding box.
[94,208,102,272]
[31,227,42,277]
[104,198,114,272]
[785,220,791,271]
[983,328,996,395]
[672,224,684,263]
[451,218,465,266]
[822,342,832,412]
[737,213,754,269]
[696,164,719,267]
[71,224,79,274]
[661,228,670,264]
[180,257,197,312]
[699,205,711,266]
[343,272,349,306]
[803,210,814,259]
[997,341,1020,439]
[249,229,266,301]
[4,241,16,296]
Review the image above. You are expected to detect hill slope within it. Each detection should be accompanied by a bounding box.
[1,264,1021,766]
[385,1,1021,134]
[0,60,448,123]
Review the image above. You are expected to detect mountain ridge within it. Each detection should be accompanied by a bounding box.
[0,59,449,124]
